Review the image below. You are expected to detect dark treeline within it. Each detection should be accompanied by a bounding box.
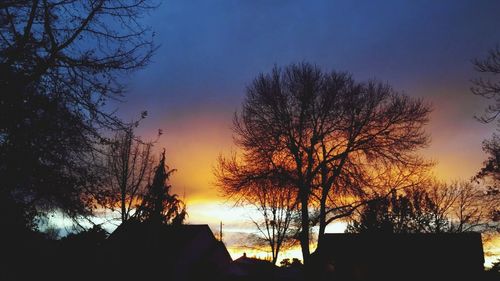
[0,1,188,280]
[0,0,158,234]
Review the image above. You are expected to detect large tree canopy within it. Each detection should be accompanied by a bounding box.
[217,63,431,263]
[0,0,157,230]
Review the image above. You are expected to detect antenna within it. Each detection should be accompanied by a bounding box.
[219,221,223,242]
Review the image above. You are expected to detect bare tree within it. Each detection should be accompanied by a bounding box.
[472,46,500,123]
[346,180,499,234]
[250,181,298,264]
[105,124,158,223]
[447,181,499,233]
[216,63,431,263]
[216,154,299,264]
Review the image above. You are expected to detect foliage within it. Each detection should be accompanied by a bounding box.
[347,181,499,234]
[346,188,448,234]
[475,136,500,224]
[478,135,500,184]
[0,0,157,229]
[62,224,108,246]
[135,150,187,225]
[280,258,302,268]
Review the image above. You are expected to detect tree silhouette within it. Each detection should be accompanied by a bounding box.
[472,46,500,123]
[0,1,157,229]
[347,181,499,234]
[135,150,186,225]
[346,188,448,234]
[252,180,299,264]
[280,258,302,268]
[217,63,431,263]
[449,181,499,233]
[472,46,500,228]
[217,154,299,265]
[488,259,500,274]
[104,124,157,223]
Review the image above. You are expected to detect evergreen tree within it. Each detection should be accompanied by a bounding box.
[135,150,186,225]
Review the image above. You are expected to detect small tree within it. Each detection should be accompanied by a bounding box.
[135,150,186,225]
[105,124,157,223]
[280,258,302,268]
[217,154,299,264]
[448,181,499,233]
[251,181,299,265]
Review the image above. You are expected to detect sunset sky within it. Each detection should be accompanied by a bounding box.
[104,0,500,265]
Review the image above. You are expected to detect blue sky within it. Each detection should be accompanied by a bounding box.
[102,0,500,264]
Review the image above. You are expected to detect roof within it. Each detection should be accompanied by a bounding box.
[103,221,232,281]
[107,221,214,250]
[225,254,275,278]
[233,254,273,266]
[311,233,485,280]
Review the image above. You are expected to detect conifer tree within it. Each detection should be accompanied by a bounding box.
[136,150,186,225]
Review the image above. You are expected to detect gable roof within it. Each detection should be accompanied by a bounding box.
[108,221,214,250]
[103,221,232,281]
[225,254,276,278]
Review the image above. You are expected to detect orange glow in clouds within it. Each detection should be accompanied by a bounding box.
[139,105,498,266]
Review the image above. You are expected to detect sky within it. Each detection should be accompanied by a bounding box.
[107,0,500,265]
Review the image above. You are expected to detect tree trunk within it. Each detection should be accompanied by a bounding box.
[299,188,310,264]
[317,162,330,250]
[273,242,280,265]
[121,189,127,222]
[317,187,328,250]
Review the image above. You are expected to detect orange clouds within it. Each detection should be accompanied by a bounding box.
[134,96,498,267]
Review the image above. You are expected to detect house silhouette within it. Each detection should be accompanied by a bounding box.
[223,253,276,281]
[102,221,232,281]
[310,233,485,281]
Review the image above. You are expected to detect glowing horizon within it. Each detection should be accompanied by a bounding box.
[61,0,500,269]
